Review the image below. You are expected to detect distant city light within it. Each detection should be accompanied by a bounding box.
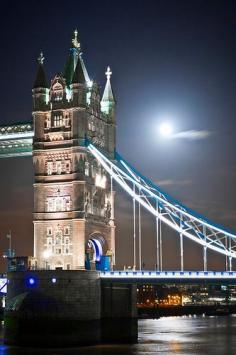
[159,122,173,137]
[52,278,57,284]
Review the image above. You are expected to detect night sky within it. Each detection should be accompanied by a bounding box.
[0,0,236,272]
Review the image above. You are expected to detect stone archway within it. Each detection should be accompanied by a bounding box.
[55,260,63,270]
[85,233,109,270]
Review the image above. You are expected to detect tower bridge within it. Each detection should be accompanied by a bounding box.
[1,30,236,346]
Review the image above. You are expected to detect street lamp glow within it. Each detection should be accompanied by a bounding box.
[159,122,173,137]
[43,250,52,259]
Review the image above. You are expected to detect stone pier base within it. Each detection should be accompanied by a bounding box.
[4,270,137,346]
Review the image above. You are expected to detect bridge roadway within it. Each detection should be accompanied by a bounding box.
[100,270,236,284]
[1,270,236,296]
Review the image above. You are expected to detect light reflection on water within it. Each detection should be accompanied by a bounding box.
[0,316,236,354]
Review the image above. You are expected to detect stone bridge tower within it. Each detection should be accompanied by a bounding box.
[32,31,116,270]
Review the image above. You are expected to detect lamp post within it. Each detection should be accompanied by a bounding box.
[43,250,52,270]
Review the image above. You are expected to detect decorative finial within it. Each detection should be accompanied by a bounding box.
[37,52,45,65]
[72,28,80,50]
[105,66,112,80]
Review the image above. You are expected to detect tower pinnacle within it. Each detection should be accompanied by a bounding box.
[33,52,48,89]
[72,29,80,50]
[101,66,115,116]
[37,52,45,65]
[105,66,112,80]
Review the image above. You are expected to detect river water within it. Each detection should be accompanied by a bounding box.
[0,316,236,354]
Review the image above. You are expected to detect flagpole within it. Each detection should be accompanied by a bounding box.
[9,230,11,252]
[7,230,12,256]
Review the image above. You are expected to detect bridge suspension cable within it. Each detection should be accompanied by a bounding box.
[88,142,236,269]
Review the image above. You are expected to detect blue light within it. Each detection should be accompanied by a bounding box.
[26,276,37,287]
[52,278,56,284]
[29,277,35,285]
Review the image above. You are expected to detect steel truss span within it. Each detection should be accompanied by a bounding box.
[88,143,236,268]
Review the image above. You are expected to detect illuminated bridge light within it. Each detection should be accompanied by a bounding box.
[26,276,37,287]
[100,271,236,279]
[0,132,34,141]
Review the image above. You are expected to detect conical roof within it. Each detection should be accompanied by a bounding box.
[72,56,86,84]
[64,49,76,87]
[101,66,115,102]
[64,30,90,87]
[33,53,48,89]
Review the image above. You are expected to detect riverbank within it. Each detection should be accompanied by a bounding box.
[138,304,236,318]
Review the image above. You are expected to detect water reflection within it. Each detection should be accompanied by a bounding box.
[0,316,236,354]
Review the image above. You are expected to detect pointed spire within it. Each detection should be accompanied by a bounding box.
[79,52,91,84]
[38,52,45,65]
[72,54,86,84]
[105,66,112,80]
[64,50,76,86]
[33,51,48,89]
[101,66,115,108]
[64,29,91,87]
[72,28,80,51]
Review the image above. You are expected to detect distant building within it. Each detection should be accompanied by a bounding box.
[33,31,116,270]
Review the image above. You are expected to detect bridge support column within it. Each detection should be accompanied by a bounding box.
[101,281,137,343]
[203,246,207,271]
[159,208,163,271]
[133,184,136,270]
[229,256,232,272]
[180,233,184,272]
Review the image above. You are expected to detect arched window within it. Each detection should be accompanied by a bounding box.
[52,82,63,102]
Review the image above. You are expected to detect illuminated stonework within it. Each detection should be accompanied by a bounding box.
[33,32,116,270]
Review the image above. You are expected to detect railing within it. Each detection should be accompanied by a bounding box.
[100,270,236,279]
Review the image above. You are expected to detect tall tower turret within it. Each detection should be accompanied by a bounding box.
[101,66,115,118]
[32,52,49,111]
[101,67,116,156]
[70,51,86,106]
[33,31,116,270]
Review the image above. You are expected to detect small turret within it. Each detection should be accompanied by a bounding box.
[101,66,115,120]
[32,52,49,110]
[101,67,116,156]
[64,30,80,87]
[72,56,86,84]
[70,54,87,106]
[66,31,86,106]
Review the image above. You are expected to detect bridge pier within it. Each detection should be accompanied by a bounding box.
[101,281,137,343]
[4,270,137,346]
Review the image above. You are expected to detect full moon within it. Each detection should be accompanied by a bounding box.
[159,122,173,137]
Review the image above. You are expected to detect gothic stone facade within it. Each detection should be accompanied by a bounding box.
[32,34,116,270]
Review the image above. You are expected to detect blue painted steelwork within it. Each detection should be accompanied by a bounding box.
[115,151,236,237]
[88,142,236,262]
[0,278,7,294]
